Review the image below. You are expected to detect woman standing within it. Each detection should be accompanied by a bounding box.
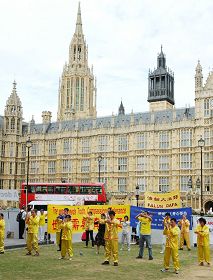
[0,213,5,254]
[95,213,106,254]
[83,211,95,248]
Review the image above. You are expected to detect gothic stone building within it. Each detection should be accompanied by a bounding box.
[0,4,213,211]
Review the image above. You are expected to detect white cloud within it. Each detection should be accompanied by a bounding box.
[0,0,212,123]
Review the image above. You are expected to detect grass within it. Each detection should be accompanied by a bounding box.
[0,243,211,280]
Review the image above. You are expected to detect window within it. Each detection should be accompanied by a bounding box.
[118,135,128,151]
[137,177,146,192]
[118,178,127,192]
[47,186,54,194]
[63,139,72,154]
[180,176,190,192]
[48,161,56,174]
[9,162,13,175]
[159,156,169,170]
[21,163,25,175]
[159,177,169,192]
[204,177,211,192]
[48,141,57,155]
[30,161,39,174]
[1,142,6,157]
[81,159,90,173]
[98,136,109,152]
[204,152,213,169]
[81,138,90,154]
[159,131,169,149]
[35,186,48,194]
[10,143,14,157]
[100,158,107,172]
[55,186,67,194]
[180,129,192,147]
[31,142,39,156]
[204,99,210,117]
[136,156,147,171]
[68,186,79,194]
[204,128,213,146]
[0,180,4,189]
[21,144,26,157]
[137,133,146,149]
[0,162,4,174]
[180,154,192,169]
[11,117,15,131]
[62,160,72,173]
[118,157,127,172]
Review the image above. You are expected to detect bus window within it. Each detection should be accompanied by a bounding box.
[33,205,47,211]
[68,186,78,194]
[47,186,54,194]
[92,187,101,194]
[36,186,47,194]
[55,186,67,194]
[26,186,36,194]
[80,186,91,194]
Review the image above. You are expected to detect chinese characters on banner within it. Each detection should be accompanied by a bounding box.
[47,204,130,234]
[130,206,192,229]
[144,190,181,209]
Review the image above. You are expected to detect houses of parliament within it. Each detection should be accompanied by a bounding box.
[0,3,213,211]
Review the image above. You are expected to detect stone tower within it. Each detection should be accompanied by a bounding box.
[4,81,23,135]
[195,60,203,92]
[118,101,125,115]
[57,3,97,121]
[148,46,174,111]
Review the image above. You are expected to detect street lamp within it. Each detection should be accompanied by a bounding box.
[198,137,205,215]
[97,155,102,182]
[135,185,140,207]
[26,137,32,200]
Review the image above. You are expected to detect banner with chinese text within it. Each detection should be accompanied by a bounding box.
[144,190,181,209]
[130,206,192,229]
[47,204,130,233]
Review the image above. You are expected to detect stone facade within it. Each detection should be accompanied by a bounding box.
[0,4,213,211]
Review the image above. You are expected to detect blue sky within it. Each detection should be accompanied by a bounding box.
[0,0,213,123]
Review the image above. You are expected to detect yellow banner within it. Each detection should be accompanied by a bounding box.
[144,190,181,209]
[47,205,130,234]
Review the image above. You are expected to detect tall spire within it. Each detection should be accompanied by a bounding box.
[195,60,203,91]
[75,2,83,34]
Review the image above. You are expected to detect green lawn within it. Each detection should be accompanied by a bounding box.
[0,243,211,280]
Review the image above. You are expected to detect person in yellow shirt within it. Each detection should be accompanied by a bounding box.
[135,211,153,260]
[161,217,180,274]
[83,211,95,248]
[0,213,5,254]
[56,215,62,251]
[178,214,191,251]
[39,209,46,243]
[59,214,73,260]
[102,210,120,266]
[160,212,171,254]
[194,217,211,266]
[25,209,40,256]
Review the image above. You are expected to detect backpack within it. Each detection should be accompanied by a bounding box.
[16,212,22,222]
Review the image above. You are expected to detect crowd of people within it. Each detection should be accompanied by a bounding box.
[0,207,211,274]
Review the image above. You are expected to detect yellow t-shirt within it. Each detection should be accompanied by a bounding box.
[84,215,94,231]
[194,225,210,247]
[163,217,171,229]
[104,218,120,240]
[138,217,152,235]
[61,221,72,240]
[163,225,180,249]
[0,219,5,234]
[39,214,46,227]
[26,215,40,234]
[179,219,190,233]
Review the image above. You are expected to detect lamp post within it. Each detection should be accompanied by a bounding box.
[198,137,205,215]
[26,137,32,207]
[135,185,140,207]
[97,155,102,182]
[187,177,192,208]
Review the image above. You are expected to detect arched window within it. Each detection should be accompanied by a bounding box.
[11,117,15,131]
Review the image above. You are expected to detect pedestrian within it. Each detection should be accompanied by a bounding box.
[94,213,106,254]
[56,215,62,251]
[178,214,191,251]
[38,209,46,242]
[160,212,171,254]
[17,206,26,239]
[120,215,131,251]
[102,210,120,266]
[0,213,5,254]
[161,218,180,274]
[59,214,73,260]
[194,217,211,266]
[58,208,69,251]
[83,211,95,248]
[136,211,153,260]
[25,209,40,256]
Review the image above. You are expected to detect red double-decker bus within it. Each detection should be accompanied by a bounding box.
[20,182,107,208]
